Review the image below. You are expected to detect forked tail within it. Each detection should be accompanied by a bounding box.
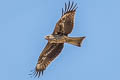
[65,36,86,47]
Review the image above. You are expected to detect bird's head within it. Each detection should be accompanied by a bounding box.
[45,35,55,40]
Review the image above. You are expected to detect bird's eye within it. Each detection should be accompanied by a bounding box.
[47,36,49,39]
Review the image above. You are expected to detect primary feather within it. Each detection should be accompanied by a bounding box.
[33,43,64,78]
[53,1,78,35]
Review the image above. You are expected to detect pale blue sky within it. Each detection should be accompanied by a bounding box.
[0,0,120,80]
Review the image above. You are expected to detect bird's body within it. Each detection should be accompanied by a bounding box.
[45,34,85,47]
[45,34,67,43]
[30,1,85,78]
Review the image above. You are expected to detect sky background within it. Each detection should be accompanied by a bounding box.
[0,0,120,80]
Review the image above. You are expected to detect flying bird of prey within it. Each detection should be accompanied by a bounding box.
[31,1,85,78]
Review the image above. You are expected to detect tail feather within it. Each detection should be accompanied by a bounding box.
[65,36,85,47]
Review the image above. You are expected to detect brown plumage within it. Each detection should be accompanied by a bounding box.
[31,43,64,78]
[53,1,77,35]
[30,1,85,78]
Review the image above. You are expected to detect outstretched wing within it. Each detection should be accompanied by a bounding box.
[32,42,64,78]
[53,1,78,35]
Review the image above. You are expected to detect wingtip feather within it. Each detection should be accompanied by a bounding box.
[62,1,78,17]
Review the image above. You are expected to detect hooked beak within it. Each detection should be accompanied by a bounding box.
[44,36,49,40]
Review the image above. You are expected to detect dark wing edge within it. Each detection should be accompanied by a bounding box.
[53,1,78,35]
[62,1,78,17]
[29,42,64,78]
